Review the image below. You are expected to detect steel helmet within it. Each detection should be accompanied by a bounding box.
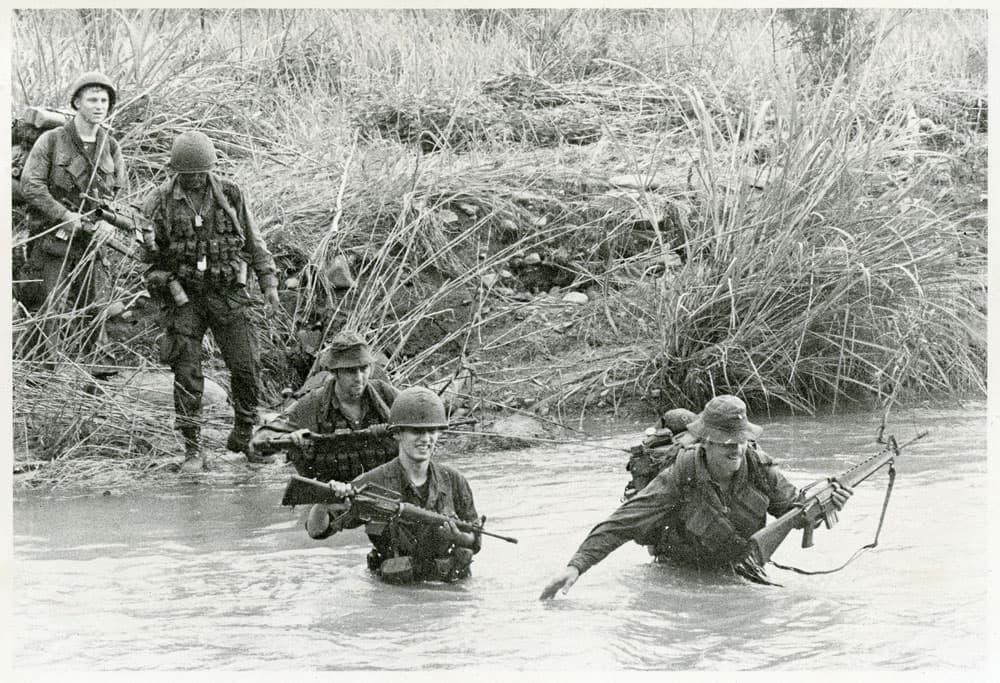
[68,71,117,113]
[660,408,697,434]
[389,387,448,430]
[169,131,217,173]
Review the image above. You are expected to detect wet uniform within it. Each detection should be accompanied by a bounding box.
[256,377,399,479]
[344,457,481,582]
[569,443,800,574]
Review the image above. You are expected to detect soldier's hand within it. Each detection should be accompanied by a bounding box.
[326,480,354,498]
[440,519,476,549]
[288,429,313,450]
[830,481,853,511]
[264,286,281,312]
[539,566,580,600]
[306,504,334,539]
[62,211,83,235]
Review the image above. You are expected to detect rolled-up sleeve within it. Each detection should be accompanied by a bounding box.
[451,474,481,553]
[567,466,684,575]
[764,466,801,517]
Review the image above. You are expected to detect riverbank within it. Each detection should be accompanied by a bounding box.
[11,9,987,488]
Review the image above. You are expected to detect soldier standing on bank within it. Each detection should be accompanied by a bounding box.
[18,71,126,356]
[142,130,280,473]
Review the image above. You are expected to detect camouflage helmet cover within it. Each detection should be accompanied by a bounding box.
[660,408,698,434]
[389,387,448,430]
[169,131,217,173]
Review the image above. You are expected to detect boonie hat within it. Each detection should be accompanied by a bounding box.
[318,330,374,370]
[687,395,762,444]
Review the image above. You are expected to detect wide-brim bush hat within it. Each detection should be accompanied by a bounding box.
[687,394,762,444]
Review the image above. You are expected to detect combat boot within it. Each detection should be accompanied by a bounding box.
[178,425,205,473]
[226,421,254,453]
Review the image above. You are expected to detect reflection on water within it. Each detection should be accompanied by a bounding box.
[13,403,988,670]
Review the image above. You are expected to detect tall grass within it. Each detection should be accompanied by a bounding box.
[10,8,986,480]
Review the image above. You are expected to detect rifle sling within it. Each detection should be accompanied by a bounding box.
[771,463,896,576]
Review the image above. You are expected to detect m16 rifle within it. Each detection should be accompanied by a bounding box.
[281,474,519,545]
[747,430,928,568]
[54,192,156,259]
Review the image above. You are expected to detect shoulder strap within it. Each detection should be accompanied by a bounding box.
[366,381,394,422]
[743,443,772,492]
[208,173,244,233]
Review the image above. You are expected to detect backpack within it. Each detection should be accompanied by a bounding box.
[12,106,72,193]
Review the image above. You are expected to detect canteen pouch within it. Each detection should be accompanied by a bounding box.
[380,556,415,585]
[433,558,454,580]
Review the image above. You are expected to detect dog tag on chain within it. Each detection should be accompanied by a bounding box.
[197,255,207,272]
[194,214,203,228]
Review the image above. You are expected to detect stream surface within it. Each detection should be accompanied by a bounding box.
[12,403,989,671]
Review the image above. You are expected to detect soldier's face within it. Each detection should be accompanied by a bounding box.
[177,173,208,191]
[704,439,747,475]
[74,87,109,125]
[395,427,441,464]
[334,364,371,400]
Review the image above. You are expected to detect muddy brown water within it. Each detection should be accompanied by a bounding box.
[12,403,987,670]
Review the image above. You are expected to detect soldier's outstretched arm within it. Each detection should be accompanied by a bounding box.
[538,463,686,600]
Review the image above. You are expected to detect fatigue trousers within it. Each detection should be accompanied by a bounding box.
[160,287,260,436]
[16,235,105,360]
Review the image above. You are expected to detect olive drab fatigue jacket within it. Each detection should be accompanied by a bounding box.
[142,174,278,293]
[568,444,800,573]
[345,457,482,562]
[20,120,126,247]
[255,378,400,480]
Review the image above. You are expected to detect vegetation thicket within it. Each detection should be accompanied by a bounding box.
[11,9,987,486]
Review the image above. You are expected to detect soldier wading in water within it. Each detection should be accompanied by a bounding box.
[305,387,482,584]
[249,330,400,472]
[142,131,281,473]
[540,395,853,598]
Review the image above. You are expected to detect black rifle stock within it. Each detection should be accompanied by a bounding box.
[259,424,390,455]
[281,474,518,544]
[748,431,927,565]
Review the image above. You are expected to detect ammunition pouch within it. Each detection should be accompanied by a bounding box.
[379,556,415,585]
[377,551,473,585]
[288,432,397,482]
